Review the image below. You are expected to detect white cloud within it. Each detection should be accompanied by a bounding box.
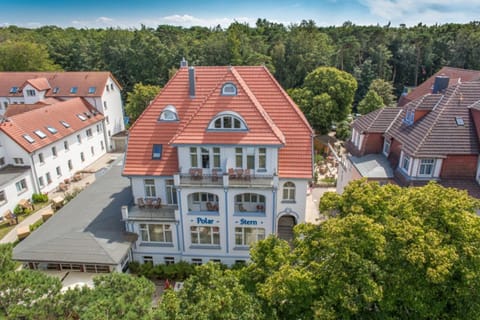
[96,16,114,24]
[361,0,479,26]
[140,14,256,28]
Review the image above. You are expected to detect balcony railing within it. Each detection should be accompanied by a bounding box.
[177,168,276,188]
[124,204,177,221]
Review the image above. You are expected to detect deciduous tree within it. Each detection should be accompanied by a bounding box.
[126,83,162,124]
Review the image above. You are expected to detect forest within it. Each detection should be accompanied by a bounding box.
[2,19,480,106]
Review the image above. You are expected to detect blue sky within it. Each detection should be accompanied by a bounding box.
[1,0,479,28]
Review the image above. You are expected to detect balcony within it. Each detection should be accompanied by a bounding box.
[234,202,266,215]
[177,168,276,188]
[122,204,177,222]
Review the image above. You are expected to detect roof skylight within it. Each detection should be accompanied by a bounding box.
[34,130,47,139]
[77,114,87,121]
[60,120,70,128]
[46,126,58,134]
[23,134,35,143]
[52,87,60,94]
[9,87,19,94]
[88,86,96,94]
[70,87,78,94]
[455,116,465,126]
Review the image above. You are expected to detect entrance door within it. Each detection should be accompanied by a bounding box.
[277,215,296,242]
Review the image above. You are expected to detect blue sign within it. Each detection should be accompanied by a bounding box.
[197,217,214,224]
[240,218,257,225]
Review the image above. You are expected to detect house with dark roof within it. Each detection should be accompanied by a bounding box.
[338,73,480,198]
[0,71,125,150]
[122,63,314,266]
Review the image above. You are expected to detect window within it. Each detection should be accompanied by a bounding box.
[282,181,296,201]
[166,179,177,205]
[46,172,52,184]
[34,130,47,139]
[64,140,69,150]
[190,147,198,167]
[235,227,265,246]
[14,158,24,165]
[70,87,78,94]
[15,179,27,193]
[201,148,210,169]
[139,223,173,243]
[52,146,57,157]
[190,226,220,245]
[106,85,110,92]
[221,83,237,96]
[2,101,7,109]
[419,159,435,176]
[152,144,162,159]
[159,105,178,121]
[9,87,19,93]
[80,152,85,162]
[110,83,114,90]
[404,110,414,125]
[455,116,464,126]
[0,190,6,203]
[77,134,81,143]
[192,259,203,266]
[60,120,70,128]
[86,128,92,137]
[88,86,96,94]
[258,148,266,170]
[56,166,62,176]
[144,179,156,198]
[213,147,221,168]
[383,139,391,156]
[52,87,59,94]
[247,147,255,170]
[208,111,247,130]
[23,134,35,143]
[402,154,410,173]
[143,256,153,264]
[103,101,107,110]
[235,193,265,204]
[164,257,175,265]
[38,177,44,188]
[39,153,44,164]
[96,124,101,133]
[46,126,58,134]
[100,141,104,150]
[26,89,36,96]
[235,148,243,168]
[68,160,73,170]
[77,114,87,121]
[91,146,95,156]
[106,116,109,124]
[108,130,111,137]
[0,157,4,166]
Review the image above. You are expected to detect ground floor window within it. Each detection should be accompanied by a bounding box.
[190,226,220,245]
[143,256,153,264]
[192,258,203,265]
[235,227,265,246]
[164,257,175,265]
[139,223,173,243]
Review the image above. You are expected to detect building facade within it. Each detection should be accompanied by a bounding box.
[122,64,313,266]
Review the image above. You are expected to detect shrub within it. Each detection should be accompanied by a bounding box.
[32,193,49,203]
[29,219,43,232]
[13,205,24,215]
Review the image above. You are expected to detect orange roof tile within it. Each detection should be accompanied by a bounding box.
[0,98,104,153]
[0,71,121,97]
[124,66,313,179]
[4,103,47,117]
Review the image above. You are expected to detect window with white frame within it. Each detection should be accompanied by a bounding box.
[13,158,24,165]
[56,166,62,177]
[139,223,173,243]
[165,179,177,205]
[235,147,243,168]
[38,176,44,188]
[282,181,296,201]
[401,154,410,173]
[26,89,36,96]
[38,153,44,164]
[213,147,221,168]
[201,147,210,169]
[164,257,175,265]
[0,190,6,203]
[235,227,265,246]
[86,128,92,137]
[419,159,435,176]
[159,105,178,121]
[68,160,73,170]
[80,152,85,162]
[221,83,237,96]
[258,148,266,170]
[404,110,415,125]
[190,147,198,167]
[208,111,247,130]
[0,157,4,167]
[46,172,52,184]
[15,179,27,193]
[144,179,156,198]
[52,146,57,157]
[190,226,220,245]
[64,140,69,151]
[383,139,391,156]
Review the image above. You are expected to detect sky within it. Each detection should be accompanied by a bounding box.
[1,0,479,29]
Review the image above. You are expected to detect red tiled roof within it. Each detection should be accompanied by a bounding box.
[0,98,104,153]
[4,104,47,117]
[124,66,313,179]
[0,72,121,97]
[398,67,480,107]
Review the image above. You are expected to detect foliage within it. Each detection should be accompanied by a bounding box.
[290,67,357,134]
[29,219,44,232]
[32,193,49,203]
[156,262,264,320]
[13,204,23,215]
[126,82,162,124]
[0,40,62,71]
[369,78,396,107]
[63,187,82,203]
[357,89,384,114]
[129,260,197,281]
[334,119,351,140]
[0,243,16,273]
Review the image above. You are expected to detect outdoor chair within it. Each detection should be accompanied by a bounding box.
[238,203,247,212]
[145,198,153,208]
[153,197,162,209]
[228,168,236,179]
[137,198,146,208]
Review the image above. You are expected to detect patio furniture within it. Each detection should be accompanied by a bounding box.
[236,169,244,179]
[145,198,153,208]
[238,203,247,212]
[190,168,202,180]
[228,168,236,179]
[207,202,218,211]
[211,169,220,182]
[3,210,17,225]
[137,198,146,208]
[153,197,162,209]
[243,169,251,181]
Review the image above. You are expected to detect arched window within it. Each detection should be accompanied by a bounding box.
[159,104,179,121]
[221,82,237,96]
[188,192,219,212]
[282,182,296,202]
[207,111,247,130]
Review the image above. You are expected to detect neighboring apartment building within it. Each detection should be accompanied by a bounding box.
[338,74,480,198]
[0,98,106,214]
[0,71,125,150]
[122,64,314,266]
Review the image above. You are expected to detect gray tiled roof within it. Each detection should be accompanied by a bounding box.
[13,157,134,265]
[352,107,402,133]
[0,165,31,187]
[387,81,480,157]
[349,153,394,178]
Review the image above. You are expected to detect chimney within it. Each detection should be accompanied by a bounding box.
[432,75,449,94]
[121,205,129,220]
[189,66,195,98]
[180,57,188,68]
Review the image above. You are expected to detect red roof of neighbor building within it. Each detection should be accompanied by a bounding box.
[398,67,480,107]
[0,71,122,98]
[4,98,61,117]
[0,98,104,153]
[124,66,314,178]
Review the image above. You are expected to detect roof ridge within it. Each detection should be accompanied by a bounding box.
[261,66,314,134]
[230,67,286,144]
[365,108,384,131]
[385,108,404,136]
[88,232,118,264]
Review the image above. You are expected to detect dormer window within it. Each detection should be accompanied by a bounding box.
[70,87,78,94]
[221,83,237,96]
[26,89,36,97]
[159,105,179,121]
[403,110,414,125]
[52,87,60,94]
[9,87,19,94]
[208,111,247,130]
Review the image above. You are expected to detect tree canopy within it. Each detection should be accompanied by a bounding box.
[125,82,162,124]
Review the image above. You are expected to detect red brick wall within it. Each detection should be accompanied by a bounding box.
[441,155,477,179]
[361,133,383,155]
[388,139,402,169]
